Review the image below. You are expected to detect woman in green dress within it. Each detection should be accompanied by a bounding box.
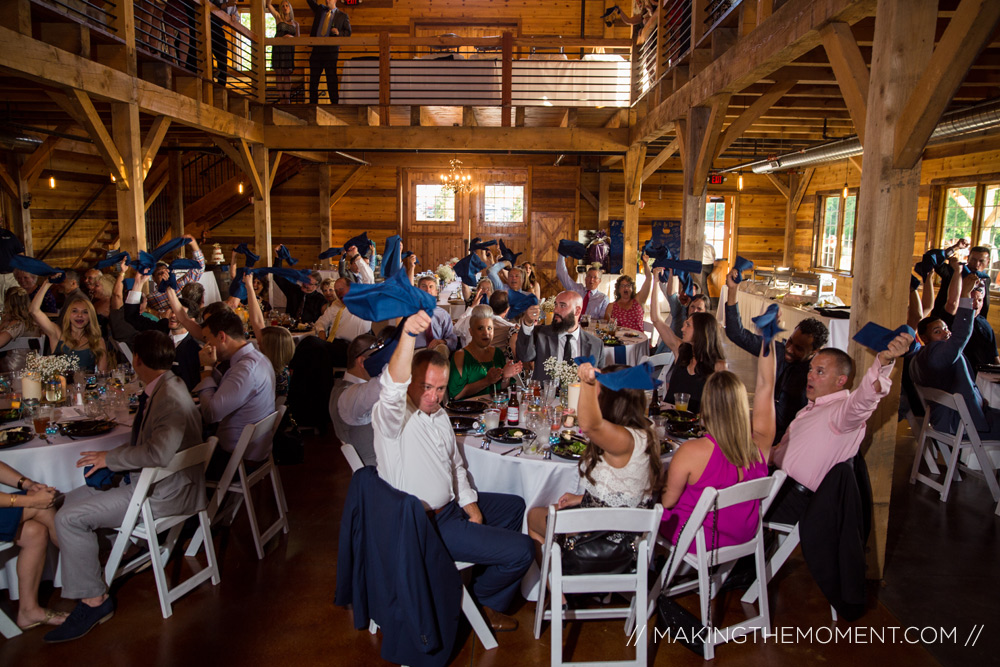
[448,305,522,400]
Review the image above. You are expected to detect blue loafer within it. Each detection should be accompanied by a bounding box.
[43,597,115,643]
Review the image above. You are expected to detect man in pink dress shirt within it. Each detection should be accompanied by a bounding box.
[767,332,912,523]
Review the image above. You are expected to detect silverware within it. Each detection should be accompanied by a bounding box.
[501,445,523,457]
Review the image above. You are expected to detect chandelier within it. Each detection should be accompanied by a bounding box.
[440,159,473,194]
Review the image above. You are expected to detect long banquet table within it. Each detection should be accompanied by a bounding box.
[717,285,851,351]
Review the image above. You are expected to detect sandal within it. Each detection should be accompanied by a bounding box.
[18,608,69,630]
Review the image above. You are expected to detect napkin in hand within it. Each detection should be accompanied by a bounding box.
[498,239,522,265]
[597,362,656,391]
[96,251,130,270]
[234,243,260,267]
[381,234,402,279]
[10,255,65,283]
[914,249,946,278]
[454,253,486,287]
[318,247,344,260]
[342,269,437,322]
[401,250,419,265]
[275,245,299,266]
[732,256,754,283]
[506,290,538,320]
[752,304,784,356]
[558,239,588,260]
[853,322,915,352]
[470,237,497,251]
[150,236,191,261]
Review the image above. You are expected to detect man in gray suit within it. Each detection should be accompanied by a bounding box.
[46,331,206,643]
[516,290,605,382]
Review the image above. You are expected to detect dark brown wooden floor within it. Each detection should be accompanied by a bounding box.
[0,420,995,666]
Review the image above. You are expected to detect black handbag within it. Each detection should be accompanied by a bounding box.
[559,530,638,575]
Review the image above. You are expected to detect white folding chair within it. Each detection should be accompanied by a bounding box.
[103,438,221,619]
[185,408,289,559]
[0,542,21,638]
[634,476,782,660]
[534,504,664,667]
[910,385,1000,503]
[115,339,134,365]
[0,336,45,354]
[340,443,498,651]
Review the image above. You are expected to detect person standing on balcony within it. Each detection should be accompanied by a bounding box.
[210,0,237,85]
[307,0,351,104]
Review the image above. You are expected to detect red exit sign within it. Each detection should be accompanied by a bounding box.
[708,173,725,185]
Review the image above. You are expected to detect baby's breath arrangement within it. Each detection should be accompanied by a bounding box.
[435,263,456,285]
[540,295,556,313]
[543,357,578,388]
[26,352,80,380]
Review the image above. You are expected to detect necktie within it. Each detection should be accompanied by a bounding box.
[562,333,572,363]
[318,9,333,37]
[130,391,149,447]
[327,306,346,342]
[582,290,590,317]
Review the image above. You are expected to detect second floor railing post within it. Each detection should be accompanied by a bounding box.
[501,31,513,127]
[199,0,213,83]
[379,32,391,121]
[251,0,266,102]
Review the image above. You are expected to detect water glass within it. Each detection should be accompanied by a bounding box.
[482,409,501,431]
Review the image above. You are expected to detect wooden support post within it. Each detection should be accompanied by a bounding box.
[252,144,272,268]
[782,172,799,266]
[250,0,266,103]
[319,164,332,267]
[109,0,137,77]
[598,173,610,226]
[379,32,391,124]
[112,102,146,257]
[39,22,90,56]
[681,108,709,262]
[501,32,513,128]
[463,106,477,127]
[849,0,936,579]
[410,106,421,127]
[0,0,31,35]
[199,1,212,81]
[7,154,32,255]
[168,148,185,252]
[622,143,647,282]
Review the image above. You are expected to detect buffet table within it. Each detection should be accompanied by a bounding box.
[717,286,851,351]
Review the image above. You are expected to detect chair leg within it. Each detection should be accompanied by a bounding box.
[743,528,798,605]
[940,440,964,503]
[755,538,771,636]
[697,553,713,660]
[142,505,173,619]
[0,608,21,638]
[461,586,498,650]
[240,473,266,560]
[198,510,222,586]
[969,442,1000,501]
[550,555,564,667]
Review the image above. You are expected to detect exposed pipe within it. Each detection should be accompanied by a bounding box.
[0,131,43,153]
[719,97,1000,174]
[334,151,371,165]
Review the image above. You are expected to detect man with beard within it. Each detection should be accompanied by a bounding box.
[516,290,605,382]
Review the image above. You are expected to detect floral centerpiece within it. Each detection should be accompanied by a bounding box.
[25,352,80,381]
[543,357,581,409]
[540,296,556,313]
[435,262,457,285]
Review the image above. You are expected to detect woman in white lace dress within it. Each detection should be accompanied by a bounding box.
[527,362,662,544]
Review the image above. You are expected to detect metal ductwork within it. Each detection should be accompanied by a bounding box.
[0,130,43,153]
[723,97,1000,174]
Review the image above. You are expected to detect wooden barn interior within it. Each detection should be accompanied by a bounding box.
[1,0,998,664]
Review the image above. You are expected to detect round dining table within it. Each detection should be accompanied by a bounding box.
[596,327,649,366]
[0,412,132,594]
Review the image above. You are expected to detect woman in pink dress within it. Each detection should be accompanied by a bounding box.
[603,256,652,331]
[659,340,776,551]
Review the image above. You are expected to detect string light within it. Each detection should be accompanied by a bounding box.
[110,173,116,183]
[238,182,244,195]
[737,172,744,191]
[49,175,56,189]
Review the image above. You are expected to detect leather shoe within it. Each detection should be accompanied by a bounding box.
[43,597,115,643]
[484,607,519,632]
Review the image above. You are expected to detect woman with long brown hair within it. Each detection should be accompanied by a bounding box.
[0,286,42,372]
[30,279,108,372]
[527,362,662,544]
[650,267,726,412]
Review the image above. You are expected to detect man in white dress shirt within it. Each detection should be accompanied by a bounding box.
[556,254,608,320]
[371,310,533,632]
[313,278,372,343]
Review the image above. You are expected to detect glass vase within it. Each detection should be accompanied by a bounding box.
[44,377,65,404]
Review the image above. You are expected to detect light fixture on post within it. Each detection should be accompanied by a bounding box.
[439,158,473,195]
[49,174,56,189]
[238,181,244,195]
[842,160,849,199]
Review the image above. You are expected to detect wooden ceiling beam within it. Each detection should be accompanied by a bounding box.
[48,89,129,190]
[790,167,814,212]
[765,173,791,199]
[236,139,264,199]
[330,165,369,211]
[820,22,870,145]
[641,138,680,182]
[269,151,284,188]
[693,94,731,187]
[0,162,17,198]
[19,124,70,187]
[894,0,1000,168]
[718,79,797,155]
[140,116,171,180]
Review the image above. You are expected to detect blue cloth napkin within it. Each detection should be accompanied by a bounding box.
[96,251,130,269]
[498,239,521,265]
[752,304,784,356]
[506,290,538,320]
[363,330,400,378]
[252,267,312,285]
[961,265,991,281]
[150,237,191,261]
[156,274,179,294]
[381,235,402,279]
[454,253,486,287]
[911,275,921,292]
[169,258,201,271]
[733,256,754,283]
[469,237,496,251]
[342,268,436,322]
[318,247,344,260]
[853,323,915,352]
[642,240,671,261]
[596,362,656,391]
[652,257,701,294]
[229,267,248,300]
[573,355,597,366]
[914,249,946,278]
[234,243,260,268]
[401,251,419,264]
[10,255,65,283]
[276,245,299,266]
[128,251,158,276]
[558,239,587,260]
[84,465,119,490]
[344,232,373,257]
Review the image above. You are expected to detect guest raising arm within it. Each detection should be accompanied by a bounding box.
[30,278,107,372]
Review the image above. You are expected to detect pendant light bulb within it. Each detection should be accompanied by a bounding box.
[49,175,56,189]
[238,182,244,195]
[737,173,744,191]
[843,184,849,199]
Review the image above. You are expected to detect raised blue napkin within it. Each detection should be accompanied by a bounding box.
[381,235,402,279]
[469,237,497,252]
[454,253,486,287]
[229,267,248,300]
[506,290,538,320]
[10,255,65,283]
[96,251,130,270]
[642,240,671,261]
[853,323,915,352]
[344,232,373,257]
[234,243,260,268]
[911,275,921,292]
[364,328,401,378]
[573,355,597,366]
[401,250,419,264]
[498,239,522,265]
[150,237,191,261]
[914,249,946,278]
[732,256,754,283]
[961,265,991,281]
[752,304,784,356]
[156,274,179,294]
[318,247,344,260]
[652,257,701,294]
[342,268,437,322]
[558,239,587,260]
[169,258,201,271]
[276,245,299,266]
[596,362,656,391]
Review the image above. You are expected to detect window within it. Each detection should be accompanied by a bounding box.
[937,181,1000,282]
[704,199,726,258]
[814,192,857,272]
[483,185,525,223]
[415,185,456,222]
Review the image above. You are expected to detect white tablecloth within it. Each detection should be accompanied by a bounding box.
[0,416,131,592]
[597,328,649,366]
[717,286,851,351]
[197,271,222,305]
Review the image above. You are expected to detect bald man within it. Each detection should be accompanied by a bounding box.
[515,290,605,382]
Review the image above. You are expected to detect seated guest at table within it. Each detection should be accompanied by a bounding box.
[313,278,372,344]
[455,290,516,350]
[603,258,652,331]
[81,268,102,301]
[320,277,338,313]
[463,278,493,308]
[522,261,542,301]
[273,245,326,324]
[123,283,202,390]
[660,269,709,338]
[195,310,276,477]
[0,286,42,372]
[260,326,294,398]
[660,342,775,548]
[651,268,725,413]
[526,361,662,546]
[769,332,911,524]
[724,269,828,444]
[55,270,88,313]
[30,279,108,373]
[448,305,522,400]
[146,235,204,313]
[373,310,534,632]
[414,275,459,354]
[90,275,114,319]
[339,244,375,285]
[557,256,608,321]
[517,290,605,382]
[14,268,57,315]
[455,281,493,341]
[330,333,379,466]
[180,281,206,314]
[46,330,205,643]
[0,461,65,632]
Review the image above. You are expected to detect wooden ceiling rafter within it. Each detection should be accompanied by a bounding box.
[820,22,871,145]
[47,89,129,190]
